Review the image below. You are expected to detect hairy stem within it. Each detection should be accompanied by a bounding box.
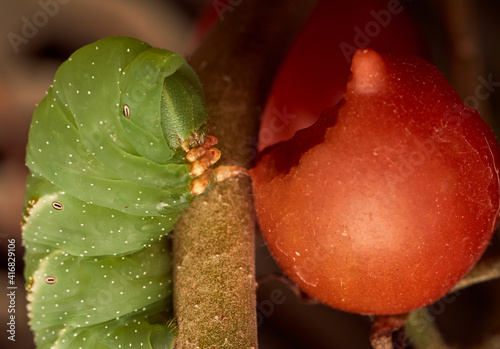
[173,1,317,347]
[403,255,500,348]
[405,309,453,349]
[451,255,500,292]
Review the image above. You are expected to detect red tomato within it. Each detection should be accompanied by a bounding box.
[250,48,500,315]
[258,0,428,151]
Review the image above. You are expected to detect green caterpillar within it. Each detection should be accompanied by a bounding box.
[22,36,221,348]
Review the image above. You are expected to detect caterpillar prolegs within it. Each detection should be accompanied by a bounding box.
[22,36,223,348]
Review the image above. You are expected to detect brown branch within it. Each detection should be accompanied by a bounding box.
[172,1,317,347]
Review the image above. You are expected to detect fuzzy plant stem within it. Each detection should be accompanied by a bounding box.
[172,1,317,347]
[405,309,453,349]
[401,255,500,349]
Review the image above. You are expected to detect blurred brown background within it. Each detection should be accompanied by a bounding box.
[1,1,500,348]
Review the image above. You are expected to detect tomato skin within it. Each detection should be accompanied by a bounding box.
[258,0,428,151]
[250,48,500,315]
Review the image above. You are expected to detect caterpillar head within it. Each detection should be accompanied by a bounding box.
[118,46,209,160]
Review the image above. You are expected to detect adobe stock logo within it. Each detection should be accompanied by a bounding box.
[339,0,405,63]
[256,288,286,326]
[7,0,71,54]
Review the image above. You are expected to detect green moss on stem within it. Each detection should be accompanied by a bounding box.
[172,0,317,347]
